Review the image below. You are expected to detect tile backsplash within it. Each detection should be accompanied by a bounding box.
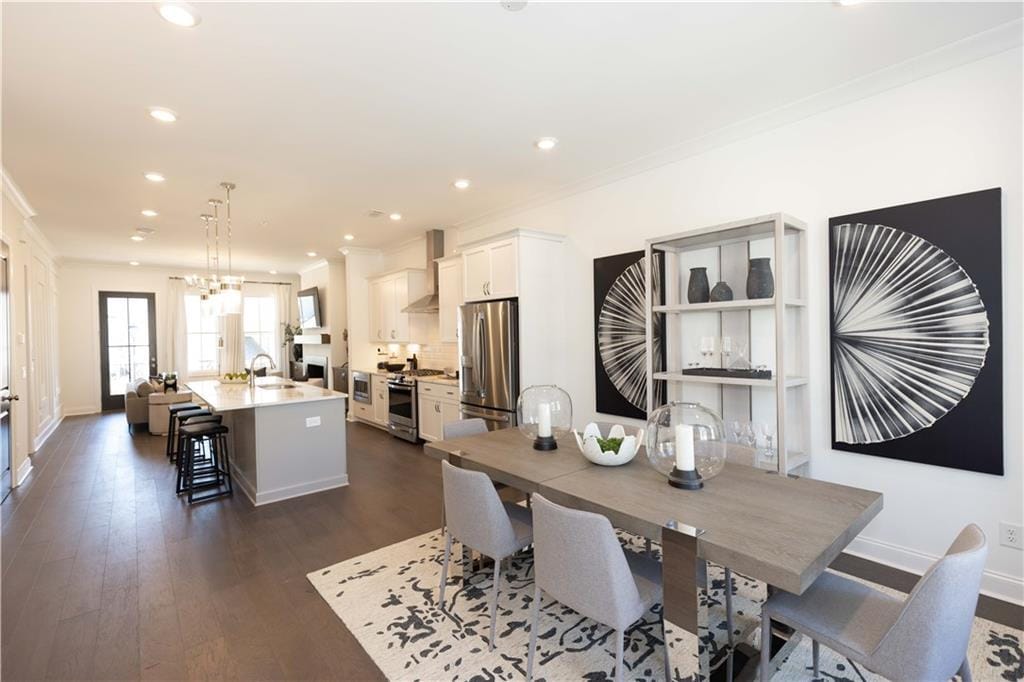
[371,342,459,372]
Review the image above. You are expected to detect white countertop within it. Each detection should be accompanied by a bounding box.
[186,377,347,413]
[416,375,459,386]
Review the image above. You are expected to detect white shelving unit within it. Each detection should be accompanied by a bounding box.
[644,213,811,474]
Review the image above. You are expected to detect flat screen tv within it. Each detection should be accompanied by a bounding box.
[297,287,322,329]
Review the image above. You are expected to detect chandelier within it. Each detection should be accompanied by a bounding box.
[185,182,244,315]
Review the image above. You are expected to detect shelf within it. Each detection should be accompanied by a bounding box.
[648,213,807,252]
[786,451,810,472]
[653,372,808,388]
[652,298,805,313]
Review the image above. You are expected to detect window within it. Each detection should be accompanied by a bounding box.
[243,296,277,367]
[185,294,220,374]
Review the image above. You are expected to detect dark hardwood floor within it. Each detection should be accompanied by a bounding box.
[2,413,442,681]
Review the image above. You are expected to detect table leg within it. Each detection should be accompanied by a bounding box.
[661,523,711,681]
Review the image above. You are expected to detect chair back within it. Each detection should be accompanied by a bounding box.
[441,461,516,557]
[531,494,643,631]
[443,418,488,439]
[871,524,988,680]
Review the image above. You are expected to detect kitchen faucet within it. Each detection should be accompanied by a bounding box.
[249,353,277,388]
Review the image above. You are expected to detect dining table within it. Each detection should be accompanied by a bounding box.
[424,427,883,680]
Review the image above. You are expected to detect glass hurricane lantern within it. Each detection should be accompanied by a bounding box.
[645,402,727,489]
[517,385,573,450]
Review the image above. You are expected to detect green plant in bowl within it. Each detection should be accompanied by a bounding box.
[595,436,624,454]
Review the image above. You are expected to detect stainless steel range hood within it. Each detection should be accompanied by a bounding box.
[402,229,445,313]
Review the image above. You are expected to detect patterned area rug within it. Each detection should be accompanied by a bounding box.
[308,530,1023,681]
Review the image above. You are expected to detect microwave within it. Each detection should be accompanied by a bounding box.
[352,371,371,404]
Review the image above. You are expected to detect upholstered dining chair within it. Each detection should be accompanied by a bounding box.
[527,494,669,682]
[443,417,488,439]
[760,524,988,682]
[438,461,533,651]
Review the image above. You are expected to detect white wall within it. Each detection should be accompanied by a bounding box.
[457,48,1024,602]
[298,259,348,386]
[58,261,299,415]
[2,176,62,484]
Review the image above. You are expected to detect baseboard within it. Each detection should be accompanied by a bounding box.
[845,535,1024,607]
[228,464,349,507]
[15,457,33,486]
[62,405,101,417]
[31,414,63,453]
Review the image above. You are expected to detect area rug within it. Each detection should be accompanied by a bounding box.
[308,530,1023,681]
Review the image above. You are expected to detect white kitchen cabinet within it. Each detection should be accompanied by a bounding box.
[368,269,424,343]
[371,374,389,425]
[417,381,461,442]
[437,256,463,343]
[463,238,518,302]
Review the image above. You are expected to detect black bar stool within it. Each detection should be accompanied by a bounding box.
[167,407,211,463]
[177,420,233,504]
[165,402,200,460]
[174,414,221,494]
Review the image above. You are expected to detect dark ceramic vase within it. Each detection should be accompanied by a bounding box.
[709,281,733,302]
[687,267,710,303]
[746,258,775,299]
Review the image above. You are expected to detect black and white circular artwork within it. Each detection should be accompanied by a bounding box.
[597,255,663,414]
[831,222,990,444]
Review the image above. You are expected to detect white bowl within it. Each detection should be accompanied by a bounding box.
[573,422,644,467]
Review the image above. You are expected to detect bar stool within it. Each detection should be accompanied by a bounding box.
[165,403,200,460]
[174,414,222,493]
[167,406,210,462]
[177,420,233,504]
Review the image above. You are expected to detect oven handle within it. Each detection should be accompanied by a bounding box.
[387,383,414,393]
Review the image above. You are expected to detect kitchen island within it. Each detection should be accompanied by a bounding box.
[186,377,348,506]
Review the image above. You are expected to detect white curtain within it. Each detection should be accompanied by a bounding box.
[275,283,292,369]
[167,278,190,381]
[219,311,245,374]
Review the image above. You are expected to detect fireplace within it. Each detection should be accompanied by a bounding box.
[304,355,328,388]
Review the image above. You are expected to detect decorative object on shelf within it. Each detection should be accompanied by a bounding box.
[573,422,643,466]
[282,320,303,362]
[709,281,733,302]
[829,189,1002,475]
[645,402,726,488]
[593,251,665,420]
[755,421,777,466]
[517,385,573,451]
[745,257,774,299]
[687,267,710,303]
[720,336,733,368]
[681,367,772,380]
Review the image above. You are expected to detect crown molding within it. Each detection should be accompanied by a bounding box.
[454,19,1024,231]
[298,259,329,275]
[2,168,36,220]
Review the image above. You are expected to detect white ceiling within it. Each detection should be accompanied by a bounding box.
[4,2,1021,273]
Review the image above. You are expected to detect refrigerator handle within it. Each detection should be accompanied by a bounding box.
[477,312,487,398]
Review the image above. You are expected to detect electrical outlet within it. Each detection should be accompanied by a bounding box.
[305,416,321,428]
[1000,522,1022,550]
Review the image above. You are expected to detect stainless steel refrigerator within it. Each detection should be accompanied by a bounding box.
[459,299,519,430]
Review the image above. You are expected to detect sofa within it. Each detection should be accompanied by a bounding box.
[125,377,193,435]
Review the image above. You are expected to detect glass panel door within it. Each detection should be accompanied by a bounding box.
[99,292,157,411]
[1,244,12,501]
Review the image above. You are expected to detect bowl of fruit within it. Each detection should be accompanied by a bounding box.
[573,422,643,467]
[218,370,250,385]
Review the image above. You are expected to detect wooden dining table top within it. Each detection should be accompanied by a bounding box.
[423,428,883,595]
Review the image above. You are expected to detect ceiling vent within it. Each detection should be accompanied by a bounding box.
[367,209,386,219]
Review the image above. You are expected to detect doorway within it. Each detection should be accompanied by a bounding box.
[99,292,157,411]
[1,243,14,501]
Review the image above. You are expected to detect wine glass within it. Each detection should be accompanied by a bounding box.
[699,336,715,368]
[756,421,777,464]
[740,422,757,449]
[721,336,732,369]
[728,420,742,444]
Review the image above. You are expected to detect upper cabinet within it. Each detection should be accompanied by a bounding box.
[369,269,425,343]
[463,237,518,301]
[437,256,463,343]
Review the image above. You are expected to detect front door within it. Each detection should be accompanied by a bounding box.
[0,243,14,501]
[99,292,157,411]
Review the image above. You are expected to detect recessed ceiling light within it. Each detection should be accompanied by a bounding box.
[453,178,471,190]
[269,269,278,275]
[155,2,201,28]
[306,251,318,257]
[535,137,558,151]
[141,209,158,217]
[130,234,146,242]
[389,213,402,221]
[343,234,355,241]
[148,107,178,123]
[144,172,165,183]
[129,261,140,266]
[835,0,863,5]
[341,248,351,256]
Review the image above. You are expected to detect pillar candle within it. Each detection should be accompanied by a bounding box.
[674,423,695,471]
[537,402,552,438]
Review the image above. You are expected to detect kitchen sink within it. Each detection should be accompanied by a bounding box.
[258,382,297,390]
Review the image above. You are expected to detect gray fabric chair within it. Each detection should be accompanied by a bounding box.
[124,377,155,430]
[443,417,488,439]
[439,461,533,651]
[527,494,669,682]
[760,524,988,682]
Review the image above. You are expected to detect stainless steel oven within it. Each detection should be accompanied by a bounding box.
[352,371,371,404]
[387,377,418,442]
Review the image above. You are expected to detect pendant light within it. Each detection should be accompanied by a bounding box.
[207,197,225,316]
[218,182,243,316]
[198,213,219,316]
